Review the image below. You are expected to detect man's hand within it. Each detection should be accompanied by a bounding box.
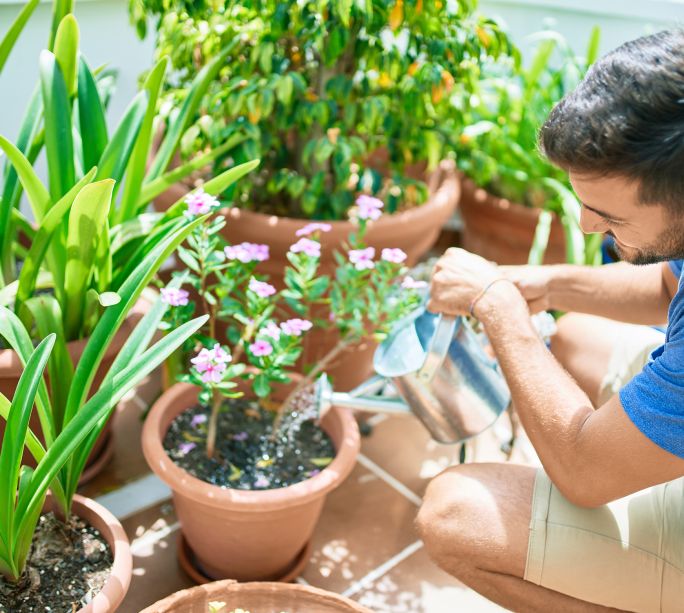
[499,265,555,314]
[428,248,501,316]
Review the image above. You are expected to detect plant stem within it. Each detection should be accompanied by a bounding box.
[271,336,355,435]
[206,386,222,459]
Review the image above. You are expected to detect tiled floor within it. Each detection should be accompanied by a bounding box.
[82,370,538,612]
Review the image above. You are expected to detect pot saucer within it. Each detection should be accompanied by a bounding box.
[177,533,312,585]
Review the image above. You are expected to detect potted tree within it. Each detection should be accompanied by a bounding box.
[141,580,373,612]
[142,192,426,582]
[455,28,604,266]
[129,0,517,272]
[0,264,207,610]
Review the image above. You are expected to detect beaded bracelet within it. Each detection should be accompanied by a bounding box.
[468,278,512,318]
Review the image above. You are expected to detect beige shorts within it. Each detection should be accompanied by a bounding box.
[524,325,684,612]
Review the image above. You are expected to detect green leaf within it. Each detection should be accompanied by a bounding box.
[0,0,40,75]
[63,179,114,339]
[585,26,601,67]
[53,14,79,97]
[48,0,73,51]
[0,135,51,222]
[16,168,97,315]
[39,49,75,201]
[77,57,109,172]
[147,42,237,182]
[253,374,270,398]
[117,56,168,223]
[527,210,552,266]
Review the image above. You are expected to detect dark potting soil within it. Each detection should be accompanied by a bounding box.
[0,512,112,613]
[163,395,336,490]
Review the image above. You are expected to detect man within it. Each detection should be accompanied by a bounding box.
[417,30,684,612]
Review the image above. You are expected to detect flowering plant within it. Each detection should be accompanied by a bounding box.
[160,189,426,460]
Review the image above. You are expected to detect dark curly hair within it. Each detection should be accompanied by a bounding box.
[540,29,684,210]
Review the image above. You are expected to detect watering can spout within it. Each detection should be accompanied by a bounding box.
[317,374,411,417]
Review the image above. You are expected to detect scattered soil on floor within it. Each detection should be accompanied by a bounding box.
[0,512,112,613]
[163,394,335,490]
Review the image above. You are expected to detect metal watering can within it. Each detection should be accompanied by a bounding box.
[316,308,512,446]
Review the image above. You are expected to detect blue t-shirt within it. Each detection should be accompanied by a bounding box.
[619,260,684,458]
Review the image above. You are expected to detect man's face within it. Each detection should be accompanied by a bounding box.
[569,172,684,265]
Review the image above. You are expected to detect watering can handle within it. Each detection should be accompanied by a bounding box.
[417,315,457,383]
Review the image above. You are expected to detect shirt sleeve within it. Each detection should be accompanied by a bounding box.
[669,260,683,280]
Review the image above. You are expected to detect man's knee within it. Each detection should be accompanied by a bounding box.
[416,465,488,565]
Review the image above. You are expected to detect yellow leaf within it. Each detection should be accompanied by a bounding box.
[441,70,455,92]
[378,72,393,88]
[305,90,319,102]
[431,83,444,104]
[408,61,420,76]
[256,457,274,468]
[416,0,423,14]
[476,25,491,48]
[389,0,404,31]
[248,109,261,124]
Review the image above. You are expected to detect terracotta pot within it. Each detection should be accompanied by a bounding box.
[0,297,150,481]
[141,381,360,582]
[458,174,567,265]
[140,579,372,613]
[43,493,132,613]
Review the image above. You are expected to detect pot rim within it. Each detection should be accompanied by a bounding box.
[141,382,360,511]
[221,159,458,232]
[139,579,373,613]
[43,493,132,613]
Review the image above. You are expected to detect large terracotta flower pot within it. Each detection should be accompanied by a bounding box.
[0,297,150,483]
[44,493,132,613]
[140,580,372,613]
[458,174,567,265]
[142,382,360,583]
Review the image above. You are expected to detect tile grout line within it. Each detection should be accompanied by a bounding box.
[356,453,423,507]
[130,521,181,555]
[341,540,424,599]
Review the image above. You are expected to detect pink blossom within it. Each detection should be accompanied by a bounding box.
[233,431,249,441]
[289,238,321,257]
[248,278,276,298]
[190,345,230,384]
[224,242,270,263]
[201,362,226,384]
[178,442,196,455]
[349,247,376,270]
[296,222,332,237]
[254,475,271,488]
[260,322,281,341]
[355,195,384,221]
[381,248,407,264]
[191,414,207,428]
[160,286,190,307]
[210,343,232,364]
[280,318,313,336]
[184,189,218,216]
[402,276,428,290]
[249,340,273,357]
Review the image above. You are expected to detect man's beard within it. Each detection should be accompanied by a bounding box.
[611,223,684,265]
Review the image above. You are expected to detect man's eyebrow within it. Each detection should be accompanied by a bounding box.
[581,202,627,222]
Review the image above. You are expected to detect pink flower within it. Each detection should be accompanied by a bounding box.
[289,238,321,257]
[355,195,384,221]
[190,344,230,384]
[250,340,273,357]
[248,278,276,298]
[233,431,248,441]
[191,414,207,427]
[260,322,281,341]
[381,248,407,264]
[160,286,190,307]
[184,189,218,216]
[402,276,428,290]
[254,475,270,488]
[178,442,196,455]
[280,318,313,336]
[349,247,376,270]
[224,242,270,263]
[296,222,332,237]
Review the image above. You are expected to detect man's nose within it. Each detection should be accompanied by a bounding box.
[579,207,609,234]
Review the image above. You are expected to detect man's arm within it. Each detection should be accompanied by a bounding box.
[477,281,684,506]
[503,261,676,325]
[429,249,684,506]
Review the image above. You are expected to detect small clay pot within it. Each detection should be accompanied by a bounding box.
[141,382,360,583]
[140,580,373,613]
[44,493,132,613]
[458,174,567,265]
[0,297,150,480]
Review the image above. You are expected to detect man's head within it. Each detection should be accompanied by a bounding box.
[540,29,684,265]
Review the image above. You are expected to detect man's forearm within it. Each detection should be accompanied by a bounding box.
[546,262,671,325]
[476,283,596,499]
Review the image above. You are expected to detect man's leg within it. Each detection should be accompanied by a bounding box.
[416,463,624,612]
